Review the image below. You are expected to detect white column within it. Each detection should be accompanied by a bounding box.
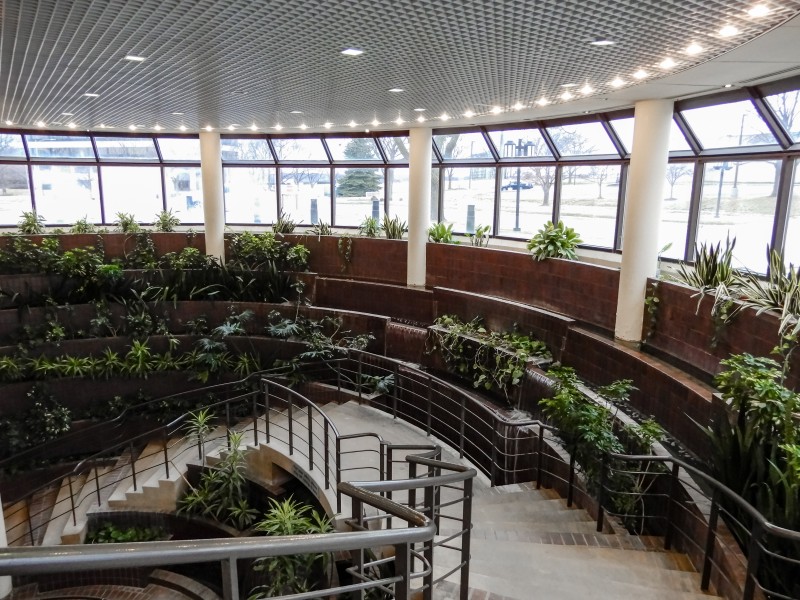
[0,492,10,597]
[615,99,674,345]
[199,131,226,263]
[407,127,432,287]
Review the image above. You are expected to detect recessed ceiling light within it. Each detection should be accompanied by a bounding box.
[171,112,184,115]
[610,77,625,88]
[512,102,525,110]
[364,128,370,133]
[747,4,770,17]
[395,116,404,125]
[204,125,213,131]
[249,124,258,131]
[561,83,577,88]
[341,48,363,56]
[231,90,246,96]
[589,38,615,46]
[372,118,380,126]
[84,93,99,98]
[349,121,357,128]
[417,115,426,123]
[299,123,308,130]
[536,97,550,106]
[685,42,703,55]
[227,125,236,131]
[52,122,63,125]
[633,69,649,79]
[659,57,676,69]
[490,106,503,114]
[68,122,77,128]
[323,122,333,129]
[463,110,475,118]
[4,120,12,125]
[129,125,137,130]
[290,110,303,114]
[62,112,74,116]
[560,91,574,101]
[724,83,733,88]
[388,88,403,93]
[580,84,593,95]
[439,113,450,121]
[124,55,146,62]
[719,25,739,37]
[97,124,107,129]
[37,121,46,127]
[414,108,426,112]
[153,125,163,131]
[274,124,283,131]
[179,125,187,131]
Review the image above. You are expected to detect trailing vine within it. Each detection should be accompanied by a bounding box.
[643,281,660,341]
[337,235,353,272]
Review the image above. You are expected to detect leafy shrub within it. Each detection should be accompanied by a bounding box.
[272,210,296,234]
[87,522,167,543]
[359,216,380,237]
[381,215,407,239]
[154,209,180,232]
[18,211,46,234]
[70,217,96,234]
[527,221,582,260]
[115,212,141,233]
[428,222,458,244]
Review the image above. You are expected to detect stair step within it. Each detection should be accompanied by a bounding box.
[60,466,112,544]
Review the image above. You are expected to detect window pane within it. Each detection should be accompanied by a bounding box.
[26,135,94,159]
[609,118,634,154]
[95,136,158,160]
[221,138,274,162]
[164,167,204,222]
[441,167,495,233]
[387,167,409,224]
[430,169,440,223]
[280,167,330,225]
[786,161,800,266]
[669,120,693,152]
[0,134,26,158]
[0,165,32,225]
[31,165,100,223]
[433,132,492,160]
[682,101,777,150]
[559,165,621,247]
[498,166,554,239]
[157,138,201,161]
[547,123,618,156]
[101,166,163,222]
[378,137,410,162]
[327,137,380,161]
[224,166,277,224]
[697,160,780,272]
[334,167,384,226]
[271,138,327,161]
[489,128,553,158]
[658,164,695,260]
[765,89,800,143]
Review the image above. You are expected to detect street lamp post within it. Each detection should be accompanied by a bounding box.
[504,138,533,232]
[713,162,732,218]
[732,113,746,197]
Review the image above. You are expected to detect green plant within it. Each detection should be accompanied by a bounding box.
[381,214,407,240]
[70,217,96,234]
[468,224,491,247]
[115,212,141,233]
[427,222,458,244]
[359,216,380,237]
[249,497,333,598]
[310,221,333,237]
[18,211,46,234]
[337,235,353,271]
[87,522,167,543]
[273,210,296,234]
[185,408,216,463]
[154,208,180,232]
[527,220,582,260]
[643,281,660,340]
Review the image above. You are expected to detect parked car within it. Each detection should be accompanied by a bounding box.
[501,181,533,190]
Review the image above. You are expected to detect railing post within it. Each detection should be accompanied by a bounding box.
[324,422,330,490]
[567,449,576,508]
[130,441,138,490]
[26,497,35,546]
[536,424,544,490]
[263,380,270,444]
[423,484,434,600]
[490,427,498,485]
[408,460,416,511]
[743,521,765,600]
[461,477,473,600]
[252,390,259,447]
[68,475,77,527]
[393,363,399,419]
[664,462,680,550]
[337,360,342,394]
[308,407,314,471]
[596,454,608,533]
[394,542,410,600]
[459,396,465,458]
[288,394,294,455]
[426,376,432,436]
[701,489,721,591]
[94,461,102,506]
[162,428,170,480]
[336,438,342,513]
[357,353,363,400]
[225,400,232,451]
[221,557,239,600]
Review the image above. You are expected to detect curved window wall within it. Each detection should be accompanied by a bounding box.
[1,78,799,271]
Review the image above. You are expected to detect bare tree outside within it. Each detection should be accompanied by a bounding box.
[665,165,692,200]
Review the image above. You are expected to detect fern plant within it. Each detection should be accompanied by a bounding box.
[527,221,581,260]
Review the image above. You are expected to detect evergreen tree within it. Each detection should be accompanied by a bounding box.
[336,138,381,197]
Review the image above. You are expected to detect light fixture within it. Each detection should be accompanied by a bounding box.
[417,115,426,123]
[719,25,739,37]
[372,118,380,126]
[512,102,525,110]
[633,69,648,79]
[37,121,46,127]
[580,84,593,95]
[414,108,426,112]
[365,128,370,133]
[62,112,74,116]
[124,55,146,61]
[388,88,403,93]
[394,117,403,125]
[290,110,303,114]
[341,48,363,56]
[299,123,308,130]
[490,106,503,114]
[724,83,733,88]
[204,125,213,131]
[128,125,137,130]
[68,122,77,128]
[249,124,258,131]
[349,120,357,127]
[610,77,625,88]
[153,124,163,131]
[463,110,475,118]
[323,122,333,129]
[179,125,187,131]
[97,124,107,129]
[274,124,283,130]
[659,57,676,69]
[560,83,577,88]
[227,125,236,131]
[439,113,450,121]
[560,91,574,101]
[536,97,550,106]
[589,38,615,46]
[84,93,99,98]
[747,4,770,17]
[4,120,12,125]
[685,42,703,55]
[171,112,184,115]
